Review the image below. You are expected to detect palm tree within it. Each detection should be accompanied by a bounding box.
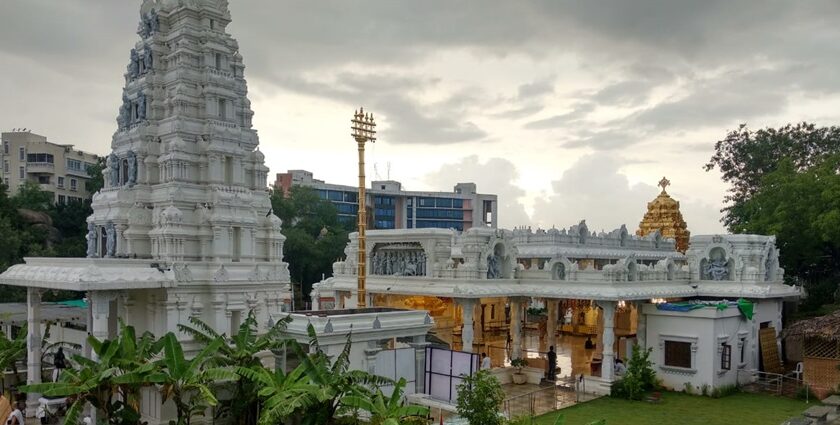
[235,363,318,425]
[21,322,164,425]
[157,332,237,425]
[340,377,429,425]
[288,324,392,425]
[177,310,290,425]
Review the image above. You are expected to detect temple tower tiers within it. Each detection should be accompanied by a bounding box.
[637,177,690,253]
[88,0,284,263]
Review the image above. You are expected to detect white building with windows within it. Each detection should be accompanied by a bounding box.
[0,130,99,203]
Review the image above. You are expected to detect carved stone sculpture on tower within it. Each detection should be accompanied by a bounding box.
[108,153,120,187]
[105,222,116,257]
[86,222,97,258]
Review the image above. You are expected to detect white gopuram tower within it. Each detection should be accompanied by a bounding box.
[0,1,290,420]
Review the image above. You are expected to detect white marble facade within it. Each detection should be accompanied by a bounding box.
[0,1,290,420]
[314,225,799,393]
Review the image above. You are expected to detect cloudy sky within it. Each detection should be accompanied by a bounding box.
[3,1,840,234]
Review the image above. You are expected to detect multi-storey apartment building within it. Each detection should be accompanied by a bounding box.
[274,169,498,231]
[1,130,100,204]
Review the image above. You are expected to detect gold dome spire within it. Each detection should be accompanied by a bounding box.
[637,176,690,253]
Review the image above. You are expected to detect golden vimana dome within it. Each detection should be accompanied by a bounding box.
[637,177,690,253]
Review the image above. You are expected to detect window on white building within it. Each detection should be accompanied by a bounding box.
[3,142,8,154]
[721,343,731,370]
[3,160,8,173]
[664,340,692,368]
[70,178,77,191]
[58,195,66,205]
[19,147,25,161]
[57,176,65,188]
[19,166,25,179]
[215,53,222,70]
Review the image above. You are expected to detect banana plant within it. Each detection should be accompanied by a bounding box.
[235,363,318,425]
[177,311,290,425]
[157,332,237,425]
[340,377,429,425]
[21,322,165,425]
[288,323,393,425]
[0,324,27,387]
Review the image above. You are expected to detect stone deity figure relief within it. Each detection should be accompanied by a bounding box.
[143,48,154,73]
[370,247,426,276]
[129,49,140,78]
[137,94,147,120]
[139,9,159,38]
[704,258,730,281]
[127,151,138,185]
[105,222,116,257]
[86,222,97,258]
[486,254,502,279]
[108,153,120,187]
[118,93,130,128]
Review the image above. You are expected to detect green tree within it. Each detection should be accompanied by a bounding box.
[178,311,290,425]
[705,122,840,230]
[455,369,505,425]
[706,123,840,309]
[270,186,350,305]
[85,156,105,195]
[341,377,429,425]
[12,180,53,211]
[733,157,840,308]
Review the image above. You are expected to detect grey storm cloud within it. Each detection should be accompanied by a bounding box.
[3,0,840,151]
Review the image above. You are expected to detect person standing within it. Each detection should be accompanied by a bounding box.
[52,347,66,382]
[546,346,557,381]
[481,352,492,370]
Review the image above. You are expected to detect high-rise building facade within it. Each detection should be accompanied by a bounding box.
[274,170,498,231]
[0,130,99,203]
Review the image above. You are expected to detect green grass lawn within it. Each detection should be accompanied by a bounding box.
[535,392,813,425]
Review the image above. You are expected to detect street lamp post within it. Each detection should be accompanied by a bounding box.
[351,108,376,308]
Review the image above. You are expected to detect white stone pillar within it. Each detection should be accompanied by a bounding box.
[636,301,647,350]
[510,297,523,360]
[90,291,111,353]
[26,288,42,417]
[411,336,430,394]
[546,299,558,353]
[598,301,617,381]
[457,298,477,352]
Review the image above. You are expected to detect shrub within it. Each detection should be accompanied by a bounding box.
[701,383,710,397]
[711,384,740,398]
[511,358,528,372]
[796,385,819,401]
[456,370,506,425]
[683,382,694,395]
[611,345,656,400]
